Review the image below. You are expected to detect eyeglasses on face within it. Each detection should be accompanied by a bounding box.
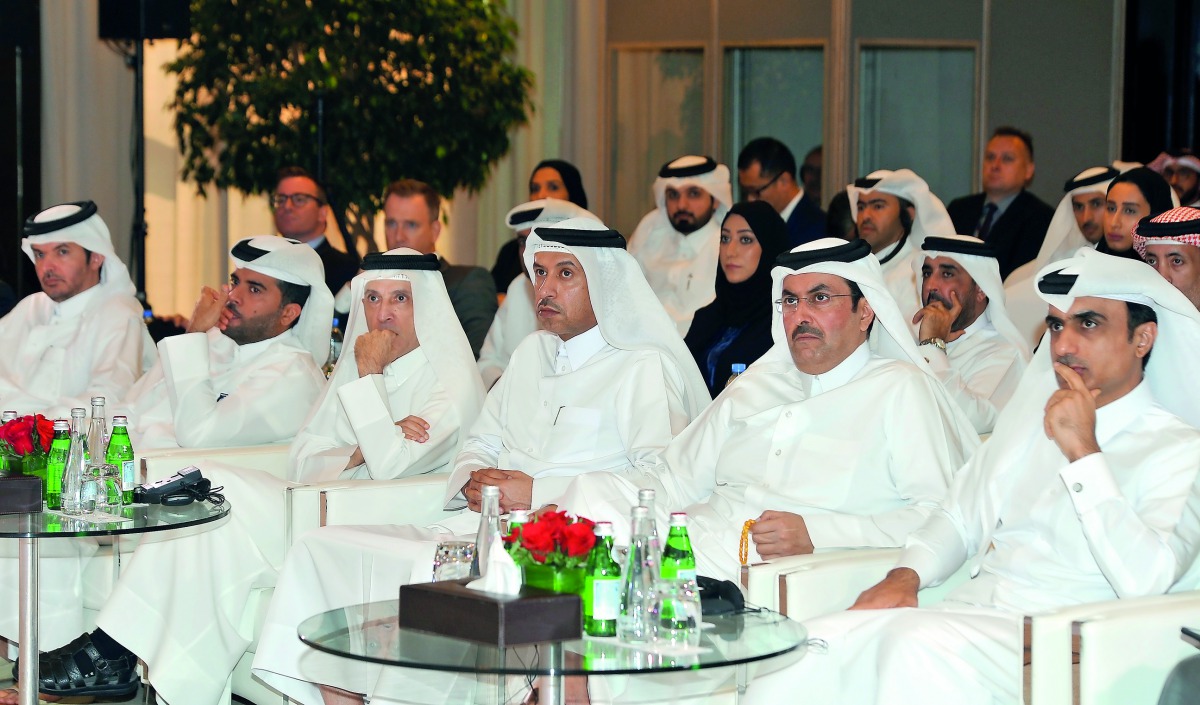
[743,170,783,200]
[774,292,854,313]
[271,193,324,208]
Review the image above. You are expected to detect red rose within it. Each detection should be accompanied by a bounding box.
[34,415,53,453]
[518,520,556,561]
[562,521,596,558]
[1,417,34,455]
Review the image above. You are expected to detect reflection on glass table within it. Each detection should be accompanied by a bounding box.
[298,599,806,705]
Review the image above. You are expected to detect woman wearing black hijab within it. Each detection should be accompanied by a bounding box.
[685,200,790,398]
[1099,167,1175,260]
[490,160,589,290]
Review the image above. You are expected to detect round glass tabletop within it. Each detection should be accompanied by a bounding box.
[298,600,807,677]
[0,500,230,539]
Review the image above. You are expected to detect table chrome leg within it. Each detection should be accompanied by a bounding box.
[736,662,749,703]
[540,643,563,705]
[18,537,37,705]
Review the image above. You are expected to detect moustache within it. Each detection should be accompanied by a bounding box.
[537,297,562,313]
[925,292,951,308]
[224,301,241,317]
[1054,355,1082,368]
[790,324,823,341]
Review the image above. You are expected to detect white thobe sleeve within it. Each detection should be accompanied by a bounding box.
[802,374,960,550]
[528,351,692,509]
[336,373,459,480]
[159,332,323,447]
[477,321,506,390]
[897,442,999,588]
[0,305,148,416]
[446,372,508,507]
[1059,437,1200,597]
[921,341,1024,434]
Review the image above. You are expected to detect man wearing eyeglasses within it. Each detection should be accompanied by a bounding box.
[737,137,827,247]
[557,238,978,583]
[273,166,360,297]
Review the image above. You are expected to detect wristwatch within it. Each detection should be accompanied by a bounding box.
[919,337,947,352]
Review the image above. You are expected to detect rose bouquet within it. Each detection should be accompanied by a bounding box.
[0,414,53,459]
[503,510,596,569]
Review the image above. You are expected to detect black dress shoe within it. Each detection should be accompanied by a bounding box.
[31,634,139,699]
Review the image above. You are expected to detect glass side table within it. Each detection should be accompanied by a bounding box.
[0,502,231,705]
[299,599,806,705]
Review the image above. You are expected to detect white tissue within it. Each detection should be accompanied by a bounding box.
[465,539,523,595]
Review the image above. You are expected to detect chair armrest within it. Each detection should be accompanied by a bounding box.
[139,444,291,484]
[776,549,901,621]
[743,548,896,613]
[285,474,456,546]
[1029,591,1200,705]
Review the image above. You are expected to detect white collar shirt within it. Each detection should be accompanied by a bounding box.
[627,210,720,336]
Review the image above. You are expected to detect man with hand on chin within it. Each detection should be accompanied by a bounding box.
[911,235,1028,433]
[118,236,333,449]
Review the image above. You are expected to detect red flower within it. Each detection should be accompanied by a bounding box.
[562,521,596,558]
[34,415,53,453]
[518,520,556,561]
[0,417,35,456]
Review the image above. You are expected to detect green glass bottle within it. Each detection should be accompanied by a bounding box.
[45,420,71,510]
[106,416,135,505]
[583,522,621,637]
[660,512,696,582]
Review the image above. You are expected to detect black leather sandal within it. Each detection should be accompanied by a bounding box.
[28,634,139,700]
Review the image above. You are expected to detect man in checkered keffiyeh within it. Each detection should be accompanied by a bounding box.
[1133,206,1200,309]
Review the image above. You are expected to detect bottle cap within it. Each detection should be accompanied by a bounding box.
[53,420,69,430]
[637,488,656,502]
[669,512,688,526]
[1,410,16,419]
[731,363,747,374]
[509,509,530,523]
[112,416,128,426]
[332,316,340,327]
[594,521,614,537]
[90,396,105,405]
[71,408,86,418]
[482,485,500,497]
[630,505,649,519]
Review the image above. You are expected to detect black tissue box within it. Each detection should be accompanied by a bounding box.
[399,579,582,647]
[0,475,43,514]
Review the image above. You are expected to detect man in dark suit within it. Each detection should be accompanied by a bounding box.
[737,137,826,247]
[946,127,1054,280]
[382,179,497,358]
[273,166,360,297]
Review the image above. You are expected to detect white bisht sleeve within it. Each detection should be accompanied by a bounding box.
[921,340,1025,434]
[160,331,324,448]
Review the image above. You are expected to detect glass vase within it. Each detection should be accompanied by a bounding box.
[522,564,586,595]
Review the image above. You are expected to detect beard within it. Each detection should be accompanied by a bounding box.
[925,290,980,332]
[669,208,715,235]
[222,304,283,345]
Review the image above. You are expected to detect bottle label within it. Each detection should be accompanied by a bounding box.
[121,460,135,490]
[677,568,697,582]
[592,577,620,620]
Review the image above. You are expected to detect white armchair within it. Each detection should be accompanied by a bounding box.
[776,550,1200,704]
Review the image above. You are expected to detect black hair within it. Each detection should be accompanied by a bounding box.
[898,196,915,236]
[846,278,876,335]
[1109,167,1175,215]
[1126,301,1156,368]
[737,137,797,179]
[276,280,312,329]
[992,126,1035,160]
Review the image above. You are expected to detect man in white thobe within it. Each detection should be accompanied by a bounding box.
[556,238,981,584]
[0,201,154,418]
[6,251,483,705]
[251,217,711,705]
[628,155,733,336]
[1134,206,1200,310]
[911,235,1030,433]
[847,169,956,324]
[477,198,599,388]
[119,236,332,450]
[746,248,1200,705]
[1005,164,1128,344]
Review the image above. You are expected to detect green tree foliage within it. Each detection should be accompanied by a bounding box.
[168,0,533,246]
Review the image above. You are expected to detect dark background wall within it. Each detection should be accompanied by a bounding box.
[1123,0,1200,161]
[0,3,40,299]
